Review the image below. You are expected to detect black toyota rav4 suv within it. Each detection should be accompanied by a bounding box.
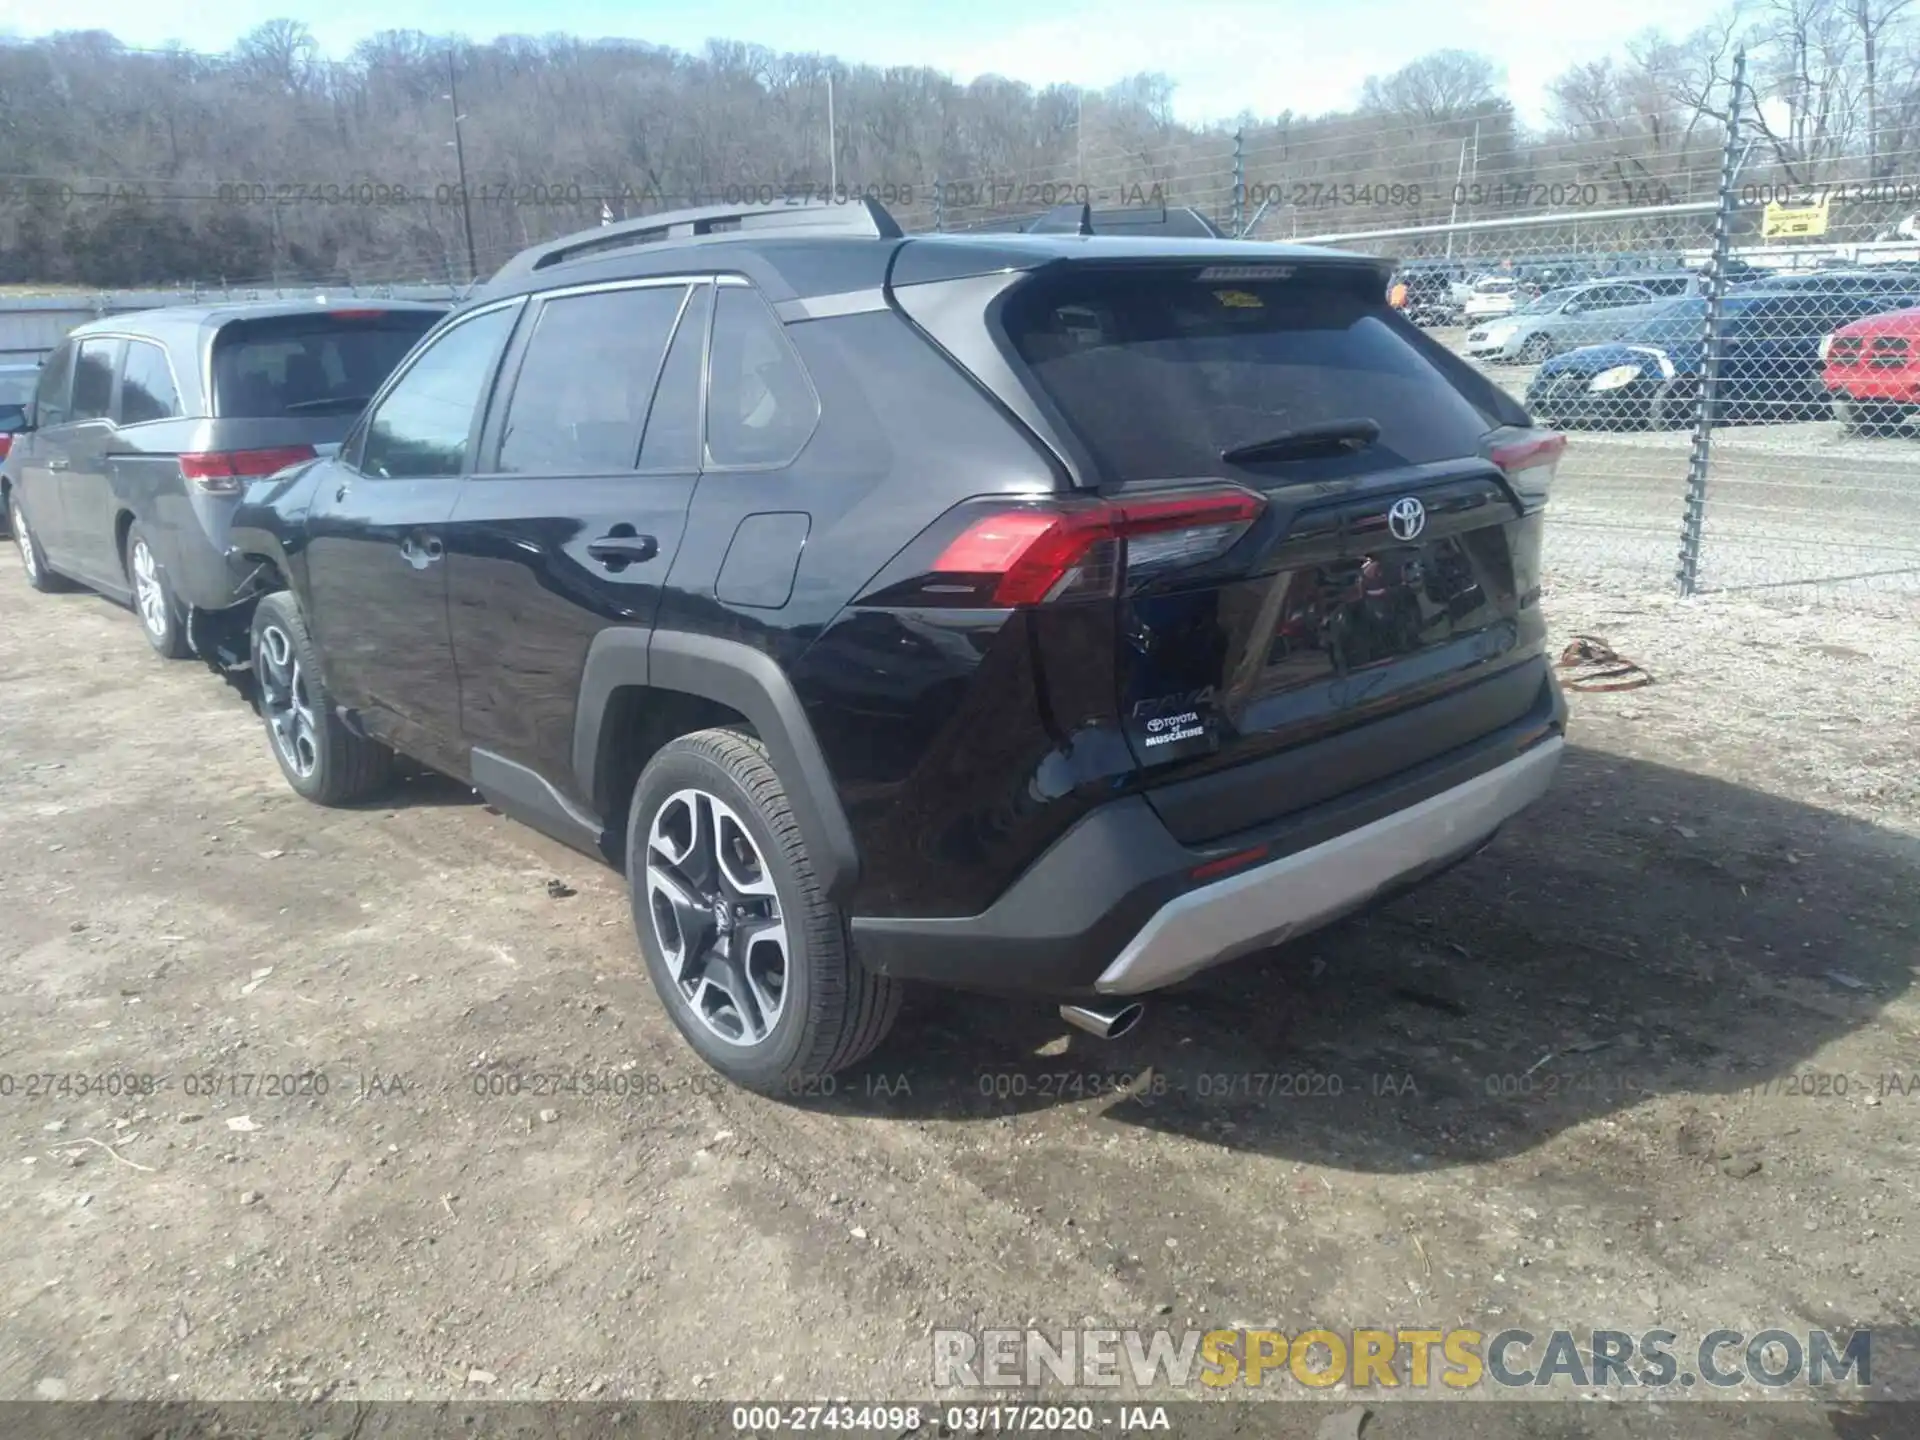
[221,199,1568,1092]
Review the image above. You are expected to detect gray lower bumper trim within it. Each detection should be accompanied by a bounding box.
[1094,737,1565,995]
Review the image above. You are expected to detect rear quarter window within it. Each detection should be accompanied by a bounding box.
[1002,268,1506,480]
[212,312,442,419]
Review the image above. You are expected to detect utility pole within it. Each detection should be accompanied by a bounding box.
[1077,90,1085,179]
[827,73,838,195]
[446,50,478,283]
[1231,128,1244,237]
[1446,130,1471,257]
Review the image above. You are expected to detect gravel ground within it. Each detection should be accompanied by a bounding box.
[0,538,1916,1430]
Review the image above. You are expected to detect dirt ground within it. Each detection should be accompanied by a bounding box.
[0,554,1917,1430]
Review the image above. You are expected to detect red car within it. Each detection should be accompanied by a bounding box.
[1822,307,1920,433]
[0,361,36,465]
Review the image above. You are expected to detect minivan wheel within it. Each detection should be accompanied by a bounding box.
[250,591,394,805]
[9,489,69,594]
[628,729,901,1094]
[126,524,191,659]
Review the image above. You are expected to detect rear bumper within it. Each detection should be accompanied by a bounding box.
[1095,736,1560,993]
[850,668,1567,999]
[152,492,249,611]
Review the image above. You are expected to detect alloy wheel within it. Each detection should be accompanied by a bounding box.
[130,538,168,638]
[257,623,319,779]
[13,500,38,583]
[644,788,789,1047]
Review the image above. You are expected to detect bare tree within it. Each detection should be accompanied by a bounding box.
[1360,50,1502,121]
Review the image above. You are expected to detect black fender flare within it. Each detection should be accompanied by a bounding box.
[573,629,861,902]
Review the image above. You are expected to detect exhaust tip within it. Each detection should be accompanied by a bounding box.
[1060,1001,1145,1041]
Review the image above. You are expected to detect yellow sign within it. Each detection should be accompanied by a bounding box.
[1763,198,1831,239]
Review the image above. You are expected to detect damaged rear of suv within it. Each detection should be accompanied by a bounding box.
[225,201,1565,1092]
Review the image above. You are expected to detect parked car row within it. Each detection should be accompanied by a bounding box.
[1462,275,1703,363]
[1388,258,1714,328]
[1522,273,1920,431]
[4,200,1571,1092]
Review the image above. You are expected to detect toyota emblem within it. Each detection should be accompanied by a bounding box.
[1387,496,1426,542]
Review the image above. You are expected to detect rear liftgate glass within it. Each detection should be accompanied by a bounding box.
[993,260,1567,843]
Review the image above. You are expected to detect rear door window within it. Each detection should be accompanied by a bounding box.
[30,347,72,428]
[358,306,518,480]
[494,285,687,474]
[1002,268,1500,481]
[212,311,442,419]
[638,285,711,471]
[705,286,820,468]
[71,338,124,423]
[1585,284,1650,309]
[119,341,180,425]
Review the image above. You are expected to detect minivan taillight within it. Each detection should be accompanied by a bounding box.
[1487,427,1566,512]
[179,445,318,495]
[929,488,1264,606]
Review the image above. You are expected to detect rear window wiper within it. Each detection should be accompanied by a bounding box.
[282,395,374,415]
[1221,418,1381,465]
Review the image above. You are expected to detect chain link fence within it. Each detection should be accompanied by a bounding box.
[8,45,1920,614]
[1289,160,1920,612]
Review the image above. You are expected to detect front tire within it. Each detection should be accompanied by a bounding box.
[9,488,70,594]
[1517,334,1554,364]
[249,591,393,805]
[628,728,901,1094]
[1834,397,1902,436]
[126,523,191,659]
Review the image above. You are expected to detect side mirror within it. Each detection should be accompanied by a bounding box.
[1563,303,1586,316]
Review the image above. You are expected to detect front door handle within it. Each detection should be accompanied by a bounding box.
[46,457,70,471]
[586,532,659,566]
[399,535,444,569]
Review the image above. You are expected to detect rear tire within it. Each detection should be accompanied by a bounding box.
[126,523,191,659]
[249,591,393,805]
[8,487,70,594]
[627,728,901,1095]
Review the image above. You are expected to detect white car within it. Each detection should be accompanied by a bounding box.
[1463,278,1532,322]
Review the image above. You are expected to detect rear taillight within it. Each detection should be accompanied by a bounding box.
[0,434,11,461]
[179,445,318,495]
[928,488,1264,606]
[1487,427,1566,511]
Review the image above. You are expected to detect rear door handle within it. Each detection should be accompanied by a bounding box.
[46,457,69,471]
[586,533,659,565]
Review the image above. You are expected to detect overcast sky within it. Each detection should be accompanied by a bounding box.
[4,0,1729,127]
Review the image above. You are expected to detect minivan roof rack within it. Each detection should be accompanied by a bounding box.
[491,197,906,281]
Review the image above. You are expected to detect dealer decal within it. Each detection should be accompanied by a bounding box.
[1130,687,1219,757]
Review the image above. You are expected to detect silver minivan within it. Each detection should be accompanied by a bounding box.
[3,300,445,658]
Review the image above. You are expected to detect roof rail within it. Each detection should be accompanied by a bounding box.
[490,197,905,281]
